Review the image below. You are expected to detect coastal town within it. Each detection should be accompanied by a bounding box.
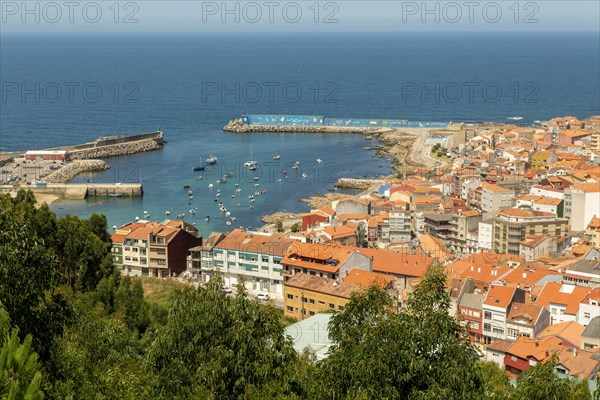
[95,114,600,384]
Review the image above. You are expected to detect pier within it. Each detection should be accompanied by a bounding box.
[2,183,143,199]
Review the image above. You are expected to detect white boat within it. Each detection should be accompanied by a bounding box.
[277,178,282,183]
[226,221,232,226]
[302,173,308,179]
[245,145,257,168]
[253,183,259,187]
[273,150,281,160]
[206,155,218,164]
[316,158,322,164]
[196,176,203,180]
[248,163,257,171]
[254,176,259,181]
[507,116,524,121]
[208,184,213,188]
[165,211,170,216]
[292,161,299,169]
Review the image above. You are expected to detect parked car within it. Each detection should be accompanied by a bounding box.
[256,293,270,301]
[221,286,232,294]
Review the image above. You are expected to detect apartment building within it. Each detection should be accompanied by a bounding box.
[482,286,525,343]
[492,208,569,255]
[112,220,202,277]
[564,183,600,231]
[481,182,515,213]
[211,229,296,298]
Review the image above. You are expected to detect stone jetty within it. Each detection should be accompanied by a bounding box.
[334,178,385,190]
[43,160,110,184]
[223,119,385,134]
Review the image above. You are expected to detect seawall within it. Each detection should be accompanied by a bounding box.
[39,131,165,160]
[3,183,143,199]
[43,160,110,184]
[223,119,387,134]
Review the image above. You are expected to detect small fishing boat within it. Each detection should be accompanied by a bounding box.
[316,158,322,164]
[208,183,214,188]
[277,178,282,183]
[108,193,123,198]
[214,197,218,202]
[206,155,218,164]
[260,189,267,194]
[224,172,234,178]
[196,175,203,180]
[254,176,259,181]
[231,195,235,199]
[292,161,299,170]
[193,157,205,171]
[165,211,171,215]
[283,169,287,175]
[183,184,191,189]
[205,216,210,221]
[253,183,259,187]
[188,190,193,195]
[302,173,308,179]
[273,150,280,160]
[226,221,232,226]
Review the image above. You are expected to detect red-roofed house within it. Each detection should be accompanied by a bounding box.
[482,286,526,343]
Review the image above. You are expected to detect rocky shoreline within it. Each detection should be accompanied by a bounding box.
[335,178,385,190]
[43,160,110,184]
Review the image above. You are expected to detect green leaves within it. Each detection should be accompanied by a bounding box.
[1,327,43,400]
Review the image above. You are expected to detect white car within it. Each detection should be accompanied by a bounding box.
[256,293,270,301]
[221,286,232,294]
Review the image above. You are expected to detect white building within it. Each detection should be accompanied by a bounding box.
[478,220,493,251]
[564,183,600,231]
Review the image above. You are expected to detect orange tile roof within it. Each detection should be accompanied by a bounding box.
[535,282,592,315]
[537,321,585,347]
[343,269,395,288]
[482,182,513,193]
[111,233,126,244]
[217,229,295,256]
[283,242,359,273]
[285,273,364,299]
[323,225,356,239]
[571,182,600,193]
[336,213,371,221]
[357,248,434,278]
[506,303,545,325]
[507,336,564,362]
[315,206,335,216]
[501,266,558,287]
[418,233,453,263]
[498,208,556,218]
[484,286,518,309]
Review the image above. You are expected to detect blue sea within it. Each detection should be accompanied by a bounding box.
[1,32,599,235]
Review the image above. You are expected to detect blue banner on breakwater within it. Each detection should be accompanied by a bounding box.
[243,115,447,128]
[244,115,324,126]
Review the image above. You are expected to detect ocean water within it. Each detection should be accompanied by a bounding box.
[1,32,599,234]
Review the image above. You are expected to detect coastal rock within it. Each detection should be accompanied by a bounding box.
[334,178,385,190]
[261,212,304,224]
[43,160,110,183]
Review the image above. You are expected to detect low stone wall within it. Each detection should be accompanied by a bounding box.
[335,178,385,189]
[43,160,109,183]
[223,119,383,134]
[70,138,162,160]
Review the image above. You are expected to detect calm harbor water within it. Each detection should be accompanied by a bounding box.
[1,32,599,234]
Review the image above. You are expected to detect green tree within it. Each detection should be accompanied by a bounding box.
[318,264,484,399]
[114,277,150,334]
[275,221,284,233]
[290,222,300,233]
[1,304,44,400]
[144,276,298,399]
[513,354,592,400]
[0,195,72,360]
[481,361,513,400]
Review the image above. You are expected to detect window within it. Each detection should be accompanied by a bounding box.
[262,257,269,263]
[483,323,491,332]
[309,299,315,304]
[287,294,293,300]
[329,303,334,309]
[318,301,325,305]
[301,297,307,303]
[484,311,492,320]
[584,312,591,319]
[287,306,293,312]
[309,311,315,316]
[471,322,479,330]
[507,328,519,339]
[511,355,517,361]
[338,306,344,311]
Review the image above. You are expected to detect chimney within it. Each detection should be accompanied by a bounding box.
[535,340,539,347]
[478,267,481,273]
[522,272,527,279]
[571,347,577,356]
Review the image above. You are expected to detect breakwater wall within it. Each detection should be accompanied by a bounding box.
[44,131,165,160]
[335,178,385,189]
[43,160,110,184]
[4,183,143,199]
[224,119,384,134]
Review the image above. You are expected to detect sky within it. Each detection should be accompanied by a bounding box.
[0,1,599,33]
